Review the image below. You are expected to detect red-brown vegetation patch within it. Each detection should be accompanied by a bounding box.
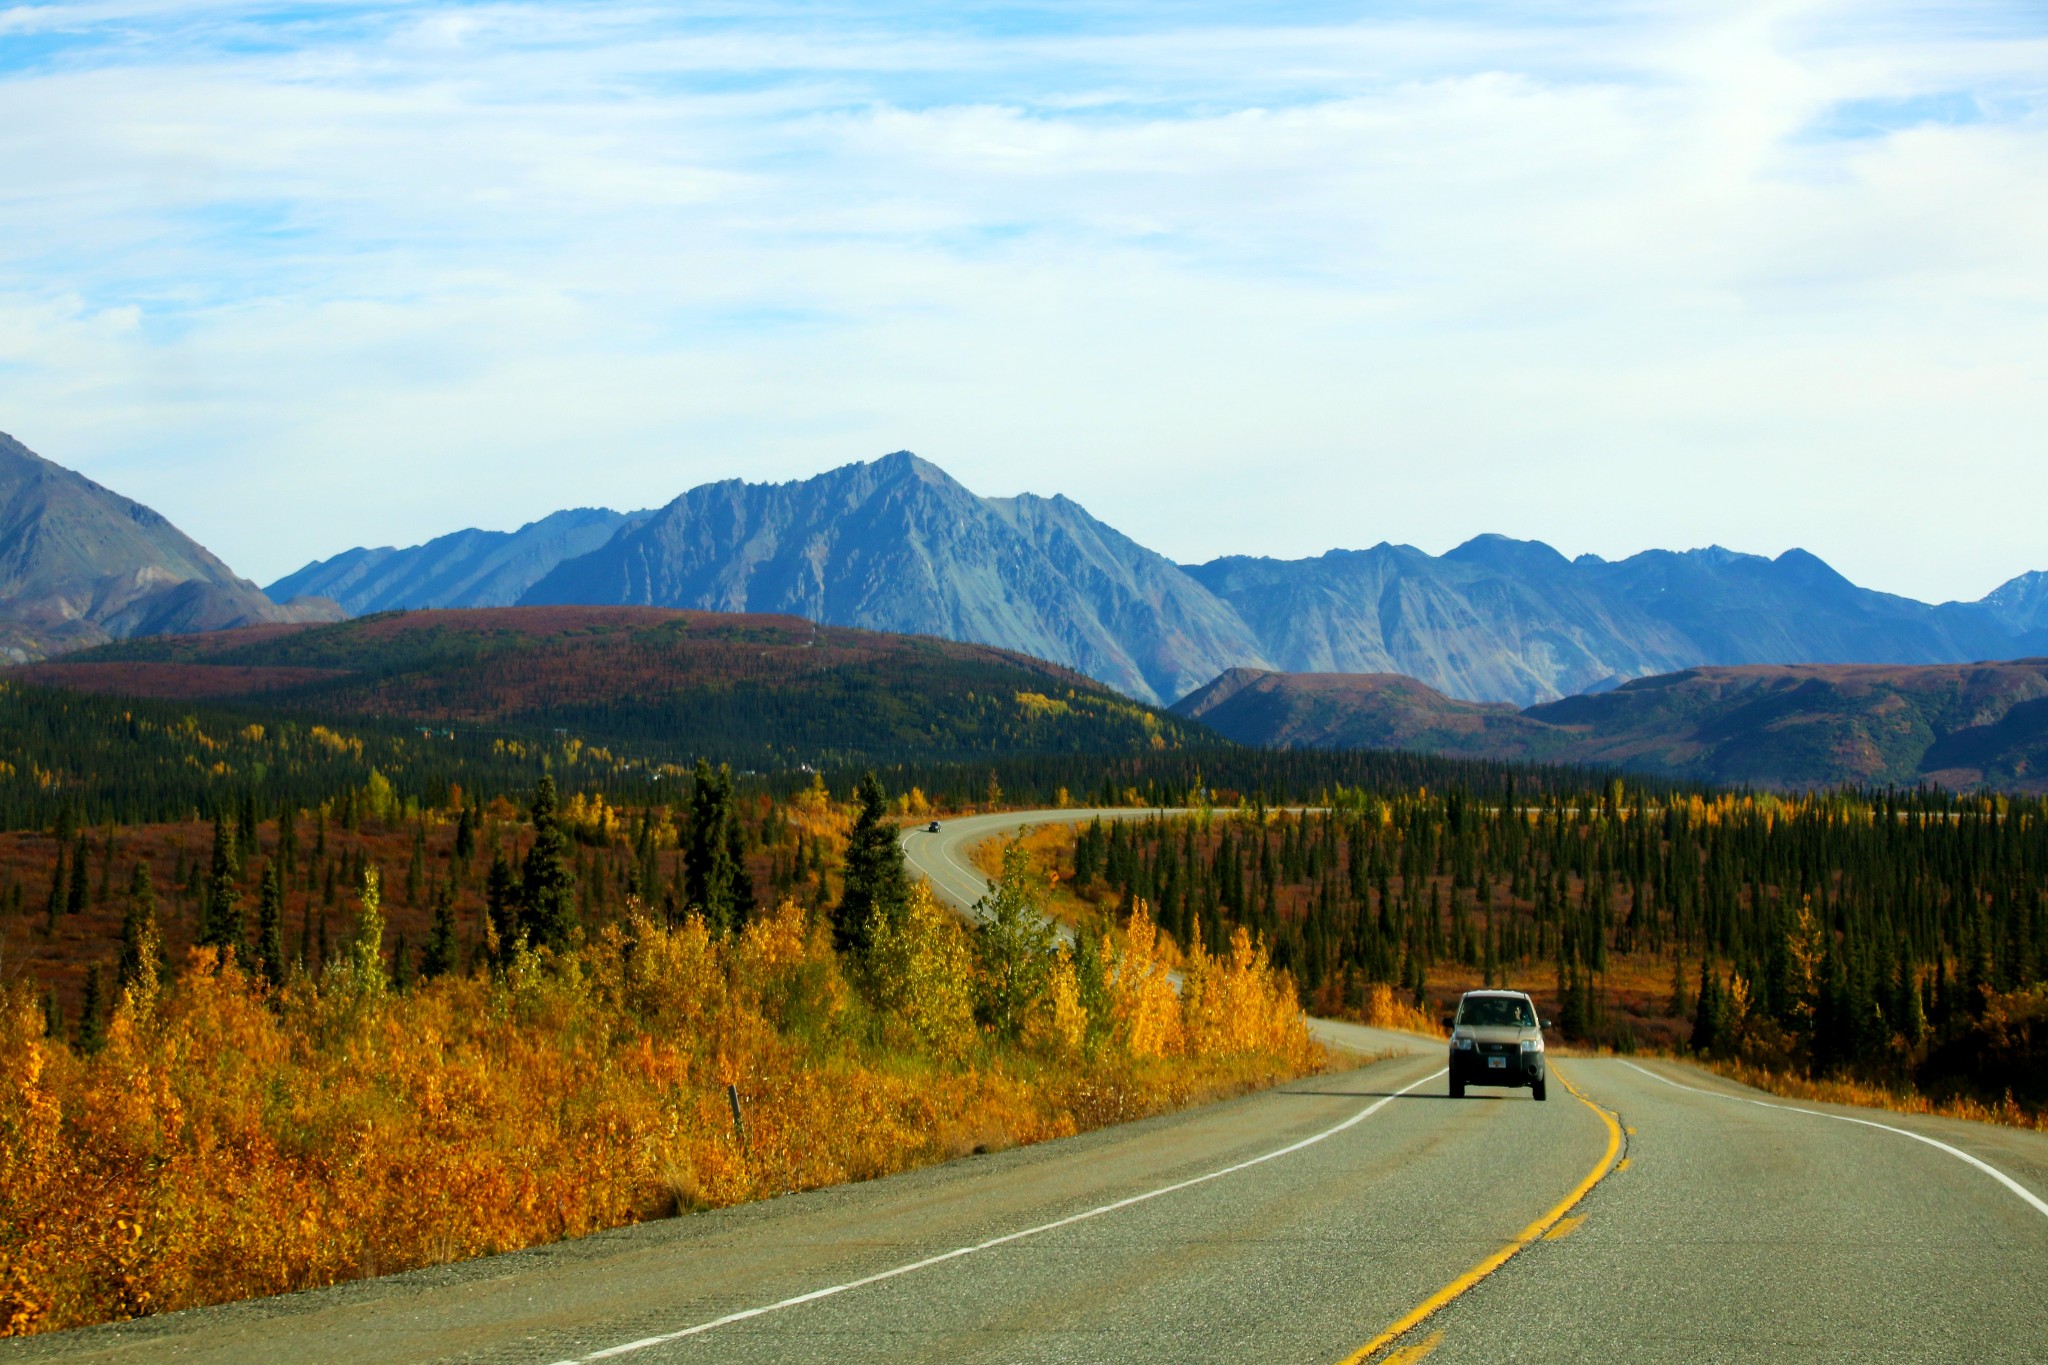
[11,662,351,699]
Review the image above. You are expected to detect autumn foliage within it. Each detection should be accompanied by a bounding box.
[0,883,1315,1336]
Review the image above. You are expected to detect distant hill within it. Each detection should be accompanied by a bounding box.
[32,606,1212,769]
[1172,661,2048,791]
[259,450,2048,707]
[0,432,340,661]
[265,507,646,615]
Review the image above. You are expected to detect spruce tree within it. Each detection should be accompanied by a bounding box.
[196,816,244,961]
[727,799,756,923]
[66,832,88,915]
[76,964,105,1054]
[1691,962,1724,1057]
[44,845,66,932]
[276,800,298,887]
[485,848,519,960]
[834,773,908,957]
[405,823,426,906]
[519,776,577,952]
[684,759,740,931]
[255,862,286,985]
[420,888,458,980]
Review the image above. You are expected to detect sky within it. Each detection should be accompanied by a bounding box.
[1,1,2044,600]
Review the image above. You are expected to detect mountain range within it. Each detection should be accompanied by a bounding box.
[269,450,2048,708]
[1171,661,2048,791]
[0,431,338,661]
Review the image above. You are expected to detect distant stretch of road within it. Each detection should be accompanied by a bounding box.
[20,811,2048,1363]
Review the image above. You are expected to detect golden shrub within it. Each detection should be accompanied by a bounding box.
[0,890,1322,1337]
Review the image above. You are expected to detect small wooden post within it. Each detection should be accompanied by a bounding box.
[726,1082,750,1150]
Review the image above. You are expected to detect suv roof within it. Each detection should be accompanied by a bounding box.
[1459,989,1533,1000]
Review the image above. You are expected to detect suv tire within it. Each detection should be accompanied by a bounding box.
[1532,1078,1548,1102]
[1449,1076,1465,1099]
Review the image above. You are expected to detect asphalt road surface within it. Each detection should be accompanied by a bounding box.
[14,811,2048,1363]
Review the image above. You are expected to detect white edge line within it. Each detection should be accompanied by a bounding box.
[1618,1060,2048,1220]
[550,1064,1449,1363]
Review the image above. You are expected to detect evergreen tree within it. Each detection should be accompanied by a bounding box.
[117,863,158,990]
[276,800,299,887]
[683,759,741,931]
[196,816,244,960]
[254,862,286,985]
[834,773,908,958]
[405,823,427,906]
[420,887,458,980]
[1691,962,1726,1058]
[453,803,477,864]
[727,799,756,922]
[66,832,88,915]
[76,964,105,1054]
[485,848,520,960]
[42,985,62,1041]
[519,777,577,952]
[44,844,67,931]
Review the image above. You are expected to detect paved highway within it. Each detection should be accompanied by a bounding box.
[15,811,2048,1363]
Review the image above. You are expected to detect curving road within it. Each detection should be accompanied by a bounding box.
[17,813,2048,1363]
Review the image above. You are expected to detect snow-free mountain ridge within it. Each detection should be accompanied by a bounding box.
[274,451,2047,707]
[0,431,339,661]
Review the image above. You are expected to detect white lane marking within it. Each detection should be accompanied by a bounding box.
[548,1064,1449,1363]
[1618,1060,2048,1220]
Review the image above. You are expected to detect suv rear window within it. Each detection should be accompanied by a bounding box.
[1458,997,1535,1028]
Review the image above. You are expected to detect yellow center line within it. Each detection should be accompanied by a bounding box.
[1332,1063,1626,1364]
[1541,1215,1584,1241]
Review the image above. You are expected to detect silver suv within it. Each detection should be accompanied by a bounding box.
[1446,990,1548,1101]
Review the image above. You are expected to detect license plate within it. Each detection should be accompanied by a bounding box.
[1487,1057,1507,1069]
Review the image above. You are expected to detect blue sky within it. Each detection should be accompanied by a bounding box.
[1,1,2044,599]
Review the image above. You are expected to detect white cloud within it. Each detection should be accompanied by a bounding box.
[0,0,2043,599]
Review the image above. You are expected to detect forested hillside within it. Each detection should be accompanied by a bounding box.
[22,607,1211,772]
[1175,660,2048,791]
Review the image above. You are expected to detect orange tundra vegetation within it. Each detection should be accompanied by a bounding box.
[0,864,1319,1334]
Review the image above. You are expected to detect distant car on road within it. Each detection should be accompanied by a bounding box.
[1446,990,1548,1101]
[927,821,941,833]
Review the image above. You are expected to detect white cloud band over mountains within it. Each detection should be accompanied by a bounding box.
[0,1,2043,598]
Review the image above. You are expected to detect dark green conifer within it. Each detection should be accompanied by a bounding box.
[66,833,88,915]
[519,776,577,951]
[276,801,298,887]
[1691,961,1724,1057]
[76,965,105,1054]
[834,773,908,958]
[255,862,286,985]
[485,848,519,960]
[44,844,67,932]
[684,759,742,931]
[420,887,458,981]
[405,823,426,906]
[196,816,244,961]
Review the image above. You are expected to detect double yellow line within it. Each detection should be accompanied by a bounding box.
[1334,1064,1626,1364]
